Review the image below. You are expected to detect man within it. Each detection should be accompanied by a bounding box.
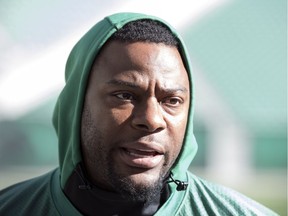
[0,12,278,216]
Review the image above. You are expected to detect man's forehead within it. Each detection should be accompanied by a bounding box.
[92,40,183,70]
[88,41,189,95]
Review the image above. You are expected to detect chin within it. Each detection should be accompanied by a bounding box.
[108,167,166,202]
[118,175,163,202]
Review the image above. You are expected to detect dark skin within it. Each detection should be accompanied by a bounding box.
[81,41,190,195]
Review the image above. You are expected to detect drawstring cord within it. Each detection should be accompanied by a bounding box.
[75,164,92,190]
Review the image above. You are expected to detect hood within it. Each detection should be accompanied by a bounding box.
[52,12,198,189]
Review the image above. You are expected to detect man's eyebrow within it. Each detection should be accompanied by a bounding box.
[106,79,140,88]
[165,87,188,94]
[106,79,188,93]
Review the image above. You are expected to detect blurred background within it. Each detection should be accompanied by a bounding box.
[0,0,286,214]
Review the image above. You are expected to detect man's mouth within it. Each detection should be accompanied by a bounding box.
[119,147,164,169]
[124,148,160,157]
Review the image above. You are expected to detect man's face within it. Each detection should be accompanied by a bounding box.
[81,41,190,201]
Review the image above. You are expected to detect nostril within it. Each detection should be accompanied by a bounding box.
[134,123,164,133]
[136,124,149,130]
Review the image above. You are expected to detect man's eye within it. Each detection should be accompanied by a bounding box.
[115,93,134,100]
[162,97,183,106]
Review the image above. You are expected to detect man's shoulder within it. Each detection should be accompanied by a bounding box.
[181,172,279,216]
[0,168,60,216]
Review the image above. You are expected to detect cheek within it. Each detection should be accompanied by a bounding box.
[166,113,188,156]
[110,108,133,125]
[166,112,188,137]
[90,106,130,127]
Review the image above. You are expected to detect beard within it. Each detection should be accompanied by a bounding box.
[81,107,170,203]
[106,153,168,203]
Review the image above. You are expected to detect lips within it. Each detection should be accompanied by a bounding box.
[118,143,164,169]
[124,148,159,157]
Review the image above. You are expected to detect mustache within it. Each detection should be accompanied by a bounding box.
[117,134,164,146]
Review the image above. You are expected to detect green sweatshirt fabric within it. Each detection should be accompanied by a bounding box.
[0,12,278,216]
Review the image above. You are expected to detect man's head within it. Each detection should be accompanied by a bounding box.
[80,19,190,202]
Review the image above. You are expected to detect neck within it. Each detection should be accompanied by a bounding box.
[63,163,170,216]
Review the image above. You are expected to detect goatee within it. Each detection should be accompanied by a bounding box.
[107,166,166,203]
[105,147,171,202]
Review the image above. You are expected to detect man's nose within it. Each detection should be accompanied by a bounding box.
[131,97,166,132]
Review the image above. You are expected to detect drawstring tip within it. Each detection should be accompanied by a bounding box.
[78,184,92,190]
[167,172,188,191]
[176,181,188,191]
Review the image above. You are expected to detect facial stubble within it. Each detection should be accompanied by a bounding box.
[81,107,172,202]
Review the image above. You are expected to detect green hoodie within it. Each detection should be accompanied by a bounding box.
[0,12,278,216]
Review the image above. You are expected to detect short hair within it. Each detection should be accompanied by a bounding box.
[109,19,179,47]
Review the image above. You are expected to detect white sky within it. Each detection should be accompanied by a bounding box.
[0,0,230,119]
